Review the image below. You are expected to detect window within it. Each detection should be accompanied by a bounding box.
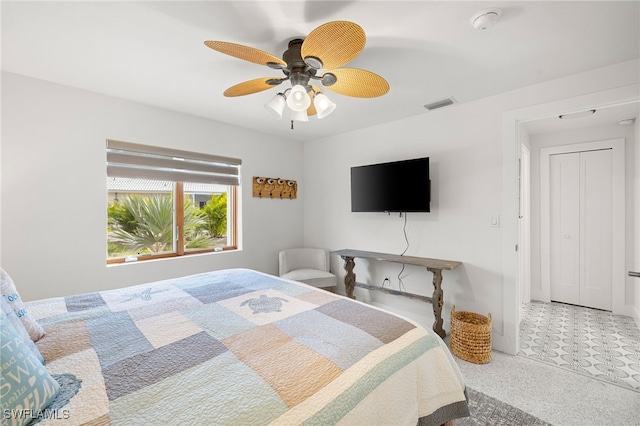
[106,140,240,263]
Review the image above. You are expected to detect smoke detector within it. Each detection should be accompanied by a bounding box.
[470,8,502,30]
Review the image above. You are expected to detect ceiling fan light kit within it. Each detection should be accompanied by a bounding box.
[205,20,389,127]
[313,93,337,119]
[264,93,287,118]
[287,84,312,111]
[290,109,309,122]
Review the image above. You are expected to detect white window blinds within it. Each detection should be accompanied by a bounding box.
[106,140,241,186]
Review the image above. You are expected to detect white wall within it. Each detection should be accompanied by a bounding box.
[302,60,640,353]
[2,60,639,351]
[303,97,508,347]
[1,72,304,301]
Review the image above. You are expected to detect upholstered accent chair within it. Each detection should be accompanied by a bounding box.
[278,248,337,292]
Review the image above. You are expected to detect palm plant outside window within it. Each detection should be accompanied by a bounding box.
[106,140,240,263]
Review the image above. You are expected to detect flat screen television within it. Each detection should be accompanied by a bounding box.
[351,157,430,213]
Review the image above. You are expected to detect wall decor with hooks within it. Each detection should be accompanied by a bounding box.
[253,176,297,199]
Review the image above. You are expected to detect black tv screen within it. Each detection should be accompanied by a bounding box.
[351,157,430,212]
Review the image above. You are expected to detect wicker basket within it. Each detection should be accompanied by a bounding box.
[450,305,492,364]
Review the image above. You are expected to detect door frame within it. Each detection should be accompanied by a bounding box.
[519,144,531,305]
[500,83,639,355]
[540,139,625,313]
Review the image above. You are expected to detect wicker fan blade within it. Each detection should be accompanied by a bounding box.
[323,68,389,98]
[223,78,281,97]
[204,41,286,67]
[307,93,317,116]
[301,21,365,70]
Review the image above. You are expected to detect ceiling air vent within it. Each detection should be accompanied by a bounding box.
[423,97,456,111]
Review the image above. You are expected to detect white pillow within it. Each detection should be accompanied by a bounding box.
[1,267,45,341]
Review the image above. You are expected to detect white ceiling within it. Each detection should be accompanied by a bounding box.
[2,1,639,142]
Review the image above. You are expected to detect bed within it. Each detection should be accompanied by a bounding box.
[10,268,469,425]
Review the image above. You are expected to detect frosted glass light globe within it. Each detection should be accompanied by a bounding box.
[286,85,311,112]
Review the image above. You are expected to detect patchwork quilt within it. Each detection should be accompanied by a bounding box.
[27,268,469,425]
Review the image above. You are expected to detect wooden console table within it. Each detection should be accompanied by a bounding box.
[330,249,461,338]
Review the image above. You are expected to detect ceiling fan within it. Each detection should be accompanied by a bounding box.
[204,21,389,125]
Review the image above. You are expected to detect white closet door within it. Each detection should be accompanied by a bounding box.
[580,149,612,310]
[550,152,580,305]
[549,149,613,310]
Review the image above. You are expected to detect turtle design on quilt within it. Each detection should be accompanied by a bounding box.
[240,294,288,314]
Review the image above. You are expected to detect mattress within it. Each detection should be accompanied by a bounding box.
[26,268,469,425]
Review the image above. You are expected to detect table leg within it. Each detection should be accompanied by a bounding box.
[341,256,356,299]
[428,267,446,338]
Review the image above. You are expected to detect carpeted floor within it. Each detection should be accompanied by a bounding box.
[454,349,640,426]
[518,301,640,393]
[457,387,551,426]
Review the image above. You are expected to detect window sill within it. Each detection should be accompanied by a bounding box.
[107,246,238,266]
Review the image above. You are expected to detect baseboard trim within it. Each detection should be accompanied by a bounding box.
[491,333,506,354]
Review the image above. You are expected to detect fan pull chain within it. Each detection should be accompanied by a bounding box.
[291,120,294,130]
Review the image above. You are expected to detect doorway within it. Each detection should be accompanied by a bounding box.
[500,84,639,356]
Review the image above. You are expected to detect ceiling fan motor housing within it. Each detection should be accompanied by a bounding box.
[283,39,316,89]
[283,39,306,70]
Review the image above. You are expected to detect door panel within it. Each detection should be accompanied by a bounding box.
[580,149,612,310]
[550,152,580,305]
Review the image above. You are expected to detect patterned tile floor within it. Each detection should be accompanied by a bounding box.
[518,300,640,393]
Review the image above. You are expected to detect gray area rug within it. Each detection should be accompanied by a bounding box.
[457,387,551,426]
